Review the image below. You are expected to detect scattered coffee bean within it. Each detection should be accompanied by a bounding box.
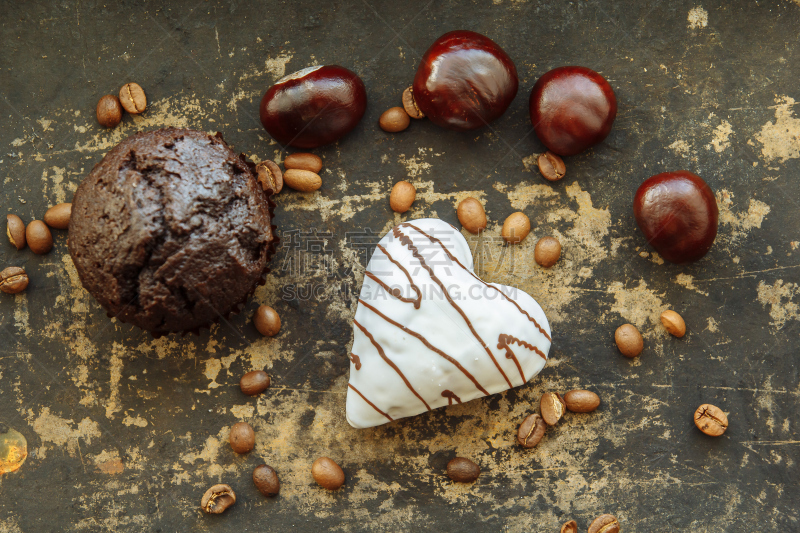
[694,403,728,437]
[402,86,425,119]
[253,464,280,497]
[119,82,146,114]
[44,203,72,230]
[560,520,578,533]
[390,181,416,213]
[537,151,566,181]
[284,153,323,173]
[563,390,600,413]
[96,95,123,128]
[588,514,619,533]
[517,413,547,448]
[200,483,236,514]
[229,421,255,454]
[6,214,26,250]
[312,457,345,490]
[615,324,643,358]
[502,212,530,244]
[540,392,566,426]
[660,310,686,338]
[0,267,29,294]
[25,220,53,255]
[253,305,281,336]
[447,457,480,483]
[534,236,561,267]
[457,197,487,234]
[240,370,271,396]
[379,107,411,132]
[256,160,283,194]
[283,169,322,192]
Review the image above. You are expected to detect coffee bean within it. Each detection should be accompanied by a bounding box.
[253,464,280,497]
[502,212,530,244]
[283,169,322,192]
[200,483,236,514]
[694,403,728,437]
[560,520,578,533]
[256,160,283,194]
[447,457,480,483]
[660,310,686,338]
[253,305,281,336]
[25,220,53,255]
[540,392,566,426]
[240,370,271,396]
[6,214,26,250]
[312,457,345,490]
[402,87,425,119]
[390,181,416,213]
[284,153,323,173]
[229,422,255,453]
[534,236,561,268]
[0,267,29,294]
[588,514,619,533]
[517,413,546,448]
[563,390,600,413]
[537,151,566,181]
[457,197,487,234]
[96,95,123,128]
[119,83,146,114]
[44,203,72,230]
[615,324,643,358]
[379,107,411,132]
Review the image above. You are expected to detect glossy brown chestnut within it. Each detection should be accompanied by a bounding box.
[529,66,617,156]
[259,65,367,149]
[634,171,719,263]
[412,30,518,131]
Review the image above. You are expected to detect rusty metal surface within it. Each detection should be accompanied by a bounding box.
[1,1,799,531]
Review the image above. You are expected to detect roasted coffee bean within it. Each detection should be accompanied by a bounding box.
[0,267,29,294]
[6,214,26,250]
[537,151,566,181]
[96,95,123,128]
[256,160,283,194]
[560,520,578,533]
[563,390,600,413]
[502,212,530,244]
[540,392,566,426]
[402,86,425,119]
[457,197,487,234]
[660,310,686,338]
[694,404,728,437]
[229,422,255,453]
[379,107,411,132]
[284,153,323,173]
[119,83,147,114]
[446,457,480,483]
[283,169,322,192]
[615,324,643,358]
[534,236,561,268]
[312,457,345,490]
[44,203,72,230]
[517,413,546,448]
[201,483,236,514]
[588,514,619,533]
[25,220,53,255]
[253,464,280,497]
[240,370,271,396]
[390,181,416,213]
[253,305,281,336]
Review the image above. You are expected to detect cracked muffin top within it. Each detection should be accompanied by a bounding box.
[68,128,277,336]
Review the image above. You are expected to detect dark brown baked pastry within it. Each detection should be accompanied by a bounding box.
[68,128,277,336]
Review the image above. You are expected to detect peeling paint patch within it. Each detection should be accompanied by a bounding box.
[757,279,800,329]
[688,6,709,29]
[30,407,101,457]
[716,189,771,242]
[710,120,733,152]
[754,96,800,163]
[674,273,709,296]
[607,280,668,336]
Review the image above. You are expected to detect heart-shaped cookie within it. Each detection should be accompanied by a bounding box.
[347,218,552,428]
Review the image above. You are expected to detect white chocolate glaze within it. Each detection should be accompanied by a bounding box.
[347,218,552,428]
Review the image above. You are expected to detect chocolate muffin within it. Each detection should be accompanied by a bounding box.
[68,128,278,336]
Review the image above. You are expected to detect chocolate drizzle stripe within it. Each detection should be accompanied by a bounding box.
[395,224,514,389]
[442,389,462,405]
[377,243,422,308]
[349,353,362,370]
[358,298,490,396]
[406,222,552,343]
[348,383,393,421]
[353,318,431,411]
[364,272,420,308]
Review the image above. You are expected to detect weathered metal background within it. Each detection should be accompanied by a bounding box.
[1,0,799,531]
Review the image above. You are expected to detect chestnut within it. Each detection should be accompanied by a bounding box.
[259,65,367,149]
[529,66,617,156]
[633,171,719,263]
[411,30,518,131]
